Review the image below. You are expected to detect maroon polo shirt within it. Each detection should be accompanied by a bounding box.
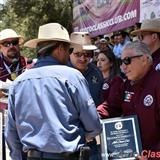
[108,67,160,152]
[122,69,160,151]
[152,47,160,70]
[102,76,124,101]
[97,76,124,118]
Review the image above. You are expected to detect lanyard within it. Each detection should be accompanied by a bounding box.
[3,60,19,75]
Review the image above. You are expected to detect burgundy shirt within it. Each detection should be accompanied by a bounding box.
[101,78,110,101]
[97,76,124,118]
[152,47,160,70]
[108,67,160,152]
[0,53,26,109]
[102,76,124,101]
[122,69,160,151]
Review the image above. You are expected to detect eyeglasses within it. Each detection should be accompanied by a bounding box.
[73,52,93,58]
[120,55,143,65]
[2,40,19,47]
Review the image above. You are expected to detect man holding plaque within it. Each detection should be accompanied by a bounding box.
[0,28,26,82]
[97,41,160,160]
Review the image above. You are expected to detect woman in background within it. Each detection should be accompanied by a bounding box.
[97,48,120,100]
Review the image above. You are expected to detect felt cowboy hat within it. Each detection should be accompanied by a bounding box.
[131,18,160,35]
[24,23,72,48]
[0,29,24,44]
[70,32,97,51]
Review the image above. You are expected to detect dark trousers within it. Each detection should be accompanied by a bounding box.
[87,139,102,160]
[27,150,79,160]
[27,156,79,160]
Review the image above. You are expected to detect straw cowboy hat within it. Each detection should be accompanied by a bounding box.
[70,32,97,51]
[0,29,24,44]
[24,23,71,48]
[131,18,160,35]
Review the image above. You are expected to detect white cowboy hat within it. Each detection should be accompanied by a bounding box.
[100,38,107,43]
[70,32,97,51]
[0,29,24,44]
[131,18,160,35]
[24,23,71,48]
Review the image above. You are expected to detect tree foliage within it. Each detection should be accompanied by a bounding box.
[0,0,73,58]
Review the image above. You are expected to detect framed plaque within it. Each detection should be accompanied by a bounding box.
[100,115,142,160]
[0,112,2,160]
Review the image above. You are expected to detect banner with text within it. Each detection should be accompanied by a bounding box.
[73,0,140,37]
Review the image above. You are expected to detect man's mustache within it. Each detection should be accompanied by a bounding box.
[7,50,20,58]
[8,48,18,52]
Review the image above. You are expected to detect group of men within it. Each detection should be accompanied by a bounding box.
[2,23,102,160]
[0,18,159,160]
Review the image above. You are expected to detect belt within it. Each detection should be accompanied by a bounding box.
[27,150,79,159]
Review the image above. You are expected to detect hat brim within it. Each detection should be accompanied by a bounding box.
[131,29,160,35]
[82,45,97,50]
[24,38,71,48]
[70,43,97,51]
[0,36,24,45]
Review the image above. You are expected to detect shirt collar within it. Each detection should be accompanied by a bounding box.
[34,56,62,68]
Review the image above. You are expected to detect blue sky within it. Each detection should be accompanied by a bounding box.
[0,0,3,4]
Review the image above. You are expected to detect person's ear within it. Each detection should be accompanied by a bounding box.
[58,43,63,52]
[141,54,149,65]
[151,33,158,41]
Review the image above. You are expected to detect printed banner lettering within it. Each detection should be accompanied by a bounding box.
[73,0,140,37]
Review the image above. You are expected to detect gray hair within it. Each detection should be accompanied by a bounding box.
[123,41,152,62]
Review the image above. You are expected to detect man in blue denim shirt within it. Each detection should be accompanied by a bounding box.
[5,23,102,160]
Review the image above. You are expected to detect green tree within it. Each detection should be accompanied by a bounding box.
[0,0,73,58]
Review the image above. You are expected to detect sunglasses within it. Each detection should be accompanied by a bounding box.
[120,55,143,65]
[73,52,93,58]
[2,40,19,47]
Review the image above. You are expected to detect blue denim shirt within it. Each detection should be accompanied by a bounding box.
[113,40,131,58]
[5,56,102,160]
